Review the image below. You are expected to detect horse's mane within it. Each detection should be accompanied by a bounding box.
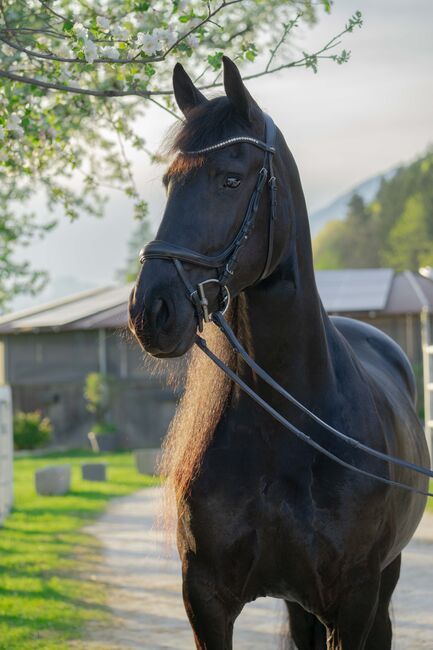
[159,301,239,505]
[157,98,253,515]
[165,95,252,155]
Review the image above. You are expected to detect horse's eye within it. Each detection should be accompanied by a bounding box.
[223,175,241,189]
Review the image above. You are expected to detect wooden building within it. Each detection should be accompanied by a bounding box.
[1,269,433,455]
[316,268,433,457]
[0,286,178,450]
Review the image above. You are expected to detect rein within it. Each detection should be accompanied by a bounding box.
[195,313,433,499]
[140,112,433,498]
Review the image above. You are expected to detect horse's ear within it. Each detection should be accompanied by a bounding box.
[223,56,259,122]
[173,63,207,116]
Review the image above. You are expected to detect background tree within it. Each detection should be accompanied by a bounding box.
[116,210,153,283]
[313,150,433,272]
[384,194,433,271]
[314,193,380,269]
[0,0,362,310]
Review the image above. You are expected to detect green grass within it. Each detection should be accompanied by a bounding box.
[0,450,159,650]
[427,483,433,512]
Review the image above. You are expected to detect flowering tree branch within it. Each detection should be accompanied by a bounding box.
[0,0,362,310]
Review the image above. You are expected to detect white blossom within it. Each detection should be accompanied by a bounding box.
[100,46,119,60]
[136,32,160,56]
[111,25,129,40]
[6,114,24,138]
[0,125,4,140]
[1,44,15,56]
[96,16,110,30]
[83,39,98,64]
[128,48,140,59]
[154,27,177,48]
[58,42,73,58]
[73,22,88,40]
[187,34,199,48]
[59,64,73,82]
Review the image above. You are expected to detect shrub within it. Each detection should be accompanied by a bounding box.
[84,372,116,434]
[13,411,53,450]
[92,422,116,435]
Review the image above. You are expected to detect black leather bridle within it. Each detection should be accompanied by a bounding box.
[141,113,277,331]
[140,112,433,498]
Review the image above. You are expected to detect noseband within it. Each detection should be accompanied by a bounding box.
[139,112,433,497]
[140,113,277,331]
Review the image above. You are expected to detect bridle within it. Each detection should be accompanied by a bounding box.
[140,112,433,498]
[141,113,277,331]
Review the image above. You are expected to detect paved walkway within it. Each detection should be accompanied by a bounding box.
[86,488,433,649]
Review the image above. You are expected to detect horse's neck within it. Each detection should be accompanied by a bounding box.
[237,156,337,403]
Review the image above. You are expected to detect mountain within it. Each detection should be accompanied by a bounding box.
[309,168,397,238]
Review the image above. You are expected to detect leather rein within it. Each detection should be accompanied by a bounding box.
[140,112,433,498]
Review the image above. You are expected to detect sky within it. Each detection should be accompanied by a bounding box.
[12,0,433,308]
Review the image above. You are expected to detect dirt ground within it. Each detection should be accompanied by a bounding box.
[84,488,433,649]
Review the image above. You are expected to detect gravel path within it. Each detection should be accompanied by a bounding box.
[85,488,433,649]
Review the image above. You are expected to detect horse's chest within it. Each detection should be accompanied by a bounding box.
[179,468,348,611]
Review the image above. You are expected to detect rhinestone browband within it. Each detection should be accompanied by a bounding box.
[185,136,276,156]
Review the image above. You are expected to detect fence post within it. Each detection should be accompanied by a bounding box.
[0,385,13,525]
[421,308,433,463]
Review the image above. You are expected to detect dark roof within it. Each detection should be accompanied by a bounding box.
[0,285,132,334]
[1,270,433,334]
[385,271,433,314]
[315,269,393,312]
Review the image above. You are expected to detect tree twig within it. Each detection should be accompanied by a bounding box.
[0,68,151,98]
[148,96,180,120]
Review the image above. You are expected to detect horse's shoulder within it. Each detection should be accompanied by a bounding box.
[330,315,416,402]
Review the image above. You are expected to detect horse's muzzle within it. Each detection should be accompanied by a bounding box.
[128,272,196,358]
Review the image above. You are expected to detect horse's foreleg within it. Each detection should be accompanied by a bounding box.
[364,554,401,650]
[182,556,242,650]
[327,571,381,650]
[285,601,327,649]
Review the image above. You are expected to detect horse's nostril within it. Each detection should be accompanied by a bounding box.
[151,297,170,331]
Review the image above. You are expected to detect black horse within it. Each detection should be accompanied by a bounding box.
[129,57,430,649]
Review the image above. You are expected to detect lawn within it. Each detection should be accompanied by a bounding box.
[427,486,433,513]
[0,450,159,650]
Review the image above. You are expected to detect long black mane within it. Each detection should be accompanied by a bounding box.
[166,96,258,155]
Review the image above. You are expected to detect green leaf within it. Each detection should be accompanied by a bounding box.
[207,51,224,70]
[144,63,155,77]
[62,20,74,32]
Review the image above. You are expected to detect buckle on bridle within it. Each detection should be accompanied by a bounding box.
[195,279,231,323]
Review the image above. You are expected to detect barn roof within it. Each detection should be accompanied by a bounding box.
[315,269,394,313]
[0,285,133,333]
[1,270,433,334]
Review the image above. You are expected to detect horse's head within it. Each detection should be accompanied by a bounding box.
[129,57,291,357]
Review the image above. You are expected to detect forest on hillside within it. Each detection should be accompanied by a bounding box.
[313,150,433,272]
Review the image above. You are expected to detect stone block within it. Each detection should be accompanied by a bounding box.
[81,463,107,482]
[35,465,71,496]
[134,448,160,476]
